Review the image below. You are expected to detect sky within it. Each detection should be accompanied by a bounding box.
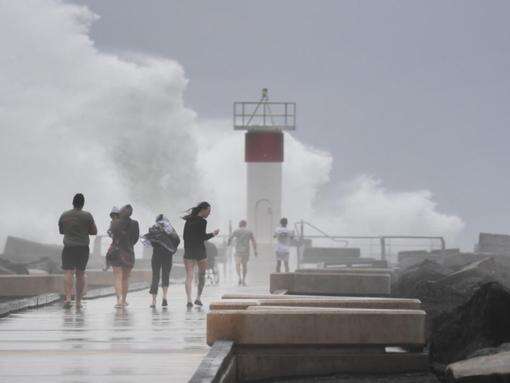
[69,0,510,249]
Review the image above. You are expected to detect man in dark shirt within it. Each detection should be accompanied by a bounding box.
[58,193,97,308]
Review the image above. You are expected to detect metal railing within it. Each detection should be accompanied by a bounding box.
[295,220,446,264]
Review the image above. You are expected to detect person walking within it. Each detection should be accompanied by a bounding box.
[107,204,139,308]
[228,220,257,286]
[182,201,219,308]
[274,217,294,273]
[142,214,180,308]
[58,193,97,309]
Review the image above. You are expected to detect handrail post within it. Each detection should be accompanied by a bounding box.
[380,237,386,261]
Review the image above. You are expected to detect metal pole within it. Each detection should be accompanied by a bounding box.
[380,237,386,261]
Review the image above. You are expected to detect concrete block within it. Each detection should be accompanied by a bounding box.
[446,351,510,382]
[221,293,299,300]
[207,308,426,347]
[257,297,421,310]
[270,272,391,296]
[237,346,429,381]
[268,272,293,292]
[209,300,260,310]
[211,297,421,311]
[0,275,63,296]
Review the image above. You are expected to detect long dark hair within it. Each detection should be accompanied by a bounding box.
[182,201,210,220]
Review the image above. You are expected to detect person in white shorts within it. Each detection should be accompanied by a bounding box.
[229,220,257,286]
[274,217,294,273]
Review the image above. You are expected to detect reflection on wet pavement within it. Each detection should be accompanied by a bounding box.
[0,282,266,382]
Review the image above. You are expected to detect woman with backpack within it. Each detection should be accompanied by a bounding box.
[142,214,180,308]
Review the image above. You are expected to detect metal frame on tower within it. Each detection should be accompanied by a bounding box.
[233,88,296,131]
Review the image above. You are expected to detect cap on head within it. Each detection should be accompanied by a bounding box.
[239,220,247,227]
[72,193,85,209]
[110,206,120,218]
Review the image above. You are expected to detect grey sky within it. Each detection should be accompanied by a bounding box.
[72,0,510,248]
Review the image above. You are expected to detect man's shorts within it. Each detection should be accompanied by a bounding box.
[235,253,249,264]
[62,246,89,271]
[275,251,289,262]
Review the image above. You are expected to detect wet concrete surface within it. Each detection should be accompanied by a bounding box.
[0,280,267,382]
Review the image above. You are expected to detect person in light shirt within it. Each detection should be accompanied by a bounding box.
[274,217,294,273]
[228,220,257,286]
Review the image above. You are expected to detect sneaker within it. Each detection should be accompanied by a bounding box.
[150,303,156,308]
[162,299,168,307]
[186,302,193,308]
[63,301,72,309]
[194,299,203,307]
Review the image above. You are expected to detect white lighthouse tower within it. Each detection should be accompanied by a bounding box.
[234,89,296,245]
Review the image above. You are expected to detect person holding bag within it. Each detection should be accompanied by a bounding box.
[142,214,180,308]
[107,204,139,308]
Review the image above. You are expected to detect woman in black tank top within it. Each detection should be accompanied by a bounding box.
[182,202,219,308]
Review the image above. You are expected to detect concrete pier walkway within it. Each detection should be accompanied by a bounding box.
[0,282,266,382]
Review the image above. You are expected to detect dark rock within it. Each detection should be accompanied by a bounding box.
[429,282,510,365]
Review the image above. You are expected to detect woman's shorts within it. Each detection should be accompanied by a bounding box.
[275,251,289,262]
[183,250,207,262]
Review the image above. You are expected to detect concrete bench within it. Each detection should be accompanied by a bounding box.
[209,300,260,310]
[211,297,421,311]
[207,307,426,347]
[270,272,391,296]
[0,275,63,296]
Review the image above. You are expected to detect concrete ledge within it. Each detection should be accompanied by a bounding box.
[210,300,260,310]
[258,297,420,310]
[188,340,236,383]
[237,346,429,381]
[211,297,421,311]
[0,293,61,317]
[87,269,152,286]
[207,308,426,347]
[446,351,510,382]
[270,272,391,296]
[221,293,295,300]
[0,275,63,296]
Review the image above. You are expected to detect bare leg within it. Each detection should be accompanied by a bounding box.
[63,270,74,304]
[184,260,194,304]
[196,259,208,300]
[121,267,131,305]
[162,286,168,300]
[235,257,242,284]
[242,261,248,284]
[75,270,86,306]
[112,267,123,306]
